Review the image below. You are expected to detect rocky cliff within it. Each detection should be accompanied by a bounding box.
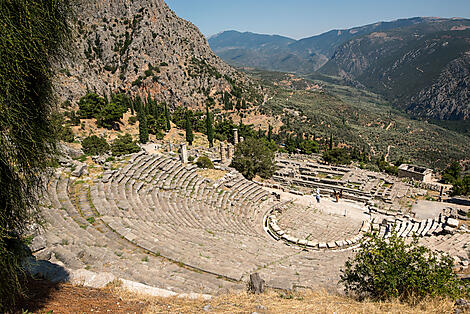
[408,52,470,120]
[54,0,260,108]
[319,19,470,120]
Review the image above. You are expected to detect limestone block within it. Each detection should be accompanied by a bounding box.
[447,218,459,228]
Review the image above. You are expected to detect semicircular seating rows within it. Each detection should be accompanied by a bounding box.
[36,151,470,293]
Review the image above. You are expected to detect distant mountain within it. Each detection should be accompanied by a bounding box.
[210,17,470,120]
[320,18,470,120]
[208,31,322,73]
[209,18,430,73]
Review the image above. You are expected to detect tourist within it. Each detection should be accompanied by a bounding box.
[316,188,321,203]
[334,189,339,203]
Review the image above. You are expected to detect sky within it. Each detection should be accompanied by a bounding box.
[165,0,470,39]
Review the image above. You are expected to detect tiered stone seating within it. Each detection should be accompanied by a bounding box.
[37,151,469,294]
[39,169,244,294]
[371,214,455,239]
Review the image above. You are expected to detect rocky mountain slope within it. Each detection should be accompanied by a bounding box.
[320,19,470,120]
[54,0,261,109]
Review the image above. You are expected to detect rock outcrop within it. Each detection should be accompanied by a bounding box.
[54,0,260,108]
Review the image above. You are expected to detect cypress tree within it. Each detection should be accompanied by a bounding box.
[135,96,148,144]
[268,124,273,142]
[164,102,170,131]
[185,110,194,145]
[329,134,333,150]
[206,104,214,148]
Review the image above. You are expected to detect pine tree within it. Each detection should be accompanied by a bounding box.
[185,110,194,145]
[206,104,214,148]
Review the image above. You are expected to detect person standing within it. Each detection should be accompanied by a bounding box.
[316,188,321,203]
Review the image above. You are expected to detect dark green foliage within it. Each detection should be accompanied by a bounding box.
[185,110,194,145]
[78,93,106,119]
[128,116,138,125]
[0,0,71,310]
[196,156,214,169]
[323,148,351,165]
[452,175,470,196]
[81,135,109,156]
[97,101,127,129]
[138,112,148,144]
[268,124,273,142]
[111,134,140,156]
[442,161,462,184]
[206,105,214,148]
[341,232,468,302]
[51,112,74,143]
[164,103,171,131]
[135,96,148,144]
[231,137,276,180]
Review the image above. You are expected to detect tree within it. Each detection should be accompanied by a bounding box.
[164,102,170,131]
[185,110,194,145]
[206,104,214,148]
[97,101,127,129]
[341,232,467,302]
[135,96,148,144]
[81,135,110,156]
[111,134,140,156]
[267,124,273,142]
[0,0,71,309]
[231,137,276,180]
[452,175,470,196]
[77,93,106,119]
[442,161,462,184]
[329,134,333,150]
[323,148,351,165]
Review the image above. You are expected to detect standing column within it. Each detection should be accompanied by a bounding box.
[233,128,239,145]
[220,142,227,163]
[227,144,234,160]
[180,143,188,164]
[168,140,173,152]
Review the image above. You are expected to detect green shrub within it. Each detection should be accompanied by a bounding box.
[231,137,276,180]
[340,232,468,303]
[81,135,109,156]
[128,116,138,125]
[323,148,351,165]
[111,133,140,156]
[196,156,214,169]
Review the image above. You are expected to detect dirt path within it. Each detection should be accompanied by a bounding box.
[17,279,147,313]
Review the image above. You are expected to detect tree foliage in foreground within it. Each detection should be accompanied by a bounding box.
[0,0,71,310]
[231,137,276,180]
[340,232,468,303]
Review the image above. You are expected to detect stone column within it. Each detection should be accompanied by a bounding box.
[168,140,173,152]
[180,143,188,164]
[220,142,226,163]
[227,144,234,159]
[233,128,239,145]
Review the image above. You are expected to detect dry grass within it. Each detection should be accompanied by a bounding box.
[197,169,227,181]
[113,288,456,314]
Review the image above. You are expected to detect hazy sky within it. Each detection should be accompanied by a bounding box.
[165,0,470,39]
